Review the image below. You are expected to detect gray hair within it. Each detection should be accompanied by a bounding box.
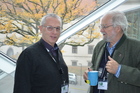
[104,11,128,32]
[40,13,62,26]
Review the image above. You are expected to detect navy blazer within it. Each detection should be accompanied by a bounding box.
[13,39,68,93]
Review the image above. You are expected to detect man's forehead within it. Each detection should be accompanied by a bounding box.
[100,17,112,25]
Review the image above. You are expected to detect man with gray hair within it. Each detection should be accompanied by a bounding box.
[83,10,140,93]
[13,13,69,93]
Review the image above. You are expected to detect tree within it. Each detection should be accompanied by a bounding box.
[64,21,101,46]
[0,0,99,48]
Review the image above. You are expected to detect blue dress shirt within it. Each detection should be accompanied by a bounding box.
[106,42,121,78]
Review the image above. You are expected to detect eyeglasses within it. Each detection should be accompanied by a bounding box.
[99,25,113,29]
[42,26,61,32]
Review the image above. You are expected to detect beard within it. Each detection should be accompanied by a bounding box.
[103,33,116,42]
[103,36,111,42]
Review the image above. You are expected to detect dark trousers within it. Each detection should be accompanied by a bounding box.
[93,86,104,93]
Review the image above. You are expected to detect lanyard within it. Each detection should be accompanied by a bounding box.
[100,49,109,80]
[46,48,66,85]
[46,48,64,74]
[46,48,56,62]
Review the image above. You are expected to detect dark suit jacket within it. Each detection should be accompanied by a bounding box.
[13,39,68,93]
[89,34,140,93]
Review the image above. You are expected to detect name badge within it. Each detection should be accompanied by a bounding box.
[98,81,108,90]
[61,84,69,93]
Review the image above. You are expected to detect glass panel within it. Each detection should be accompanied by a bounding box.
[0,69,3,75]
[63,0,110,30]
[62,37,101,92]
[125,8,140,40]
[0,0,135,93]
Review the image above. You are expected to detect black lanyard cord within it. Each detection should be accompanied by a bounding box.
[47,48,66,84]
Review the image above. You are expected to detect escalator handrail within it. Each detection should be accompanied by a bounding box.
[0,51,16,64]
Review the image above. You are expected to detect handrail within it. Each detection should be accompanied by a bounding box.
[57,0,128,45]
[0,51,16,64]
[0,51,16,74]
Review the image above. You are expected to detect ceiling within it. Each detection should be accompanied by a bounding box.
[98,0,140,12]
[113,0,140,12]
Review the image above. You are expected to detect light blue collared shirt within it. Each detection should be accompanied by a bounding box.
[106,42,121,78]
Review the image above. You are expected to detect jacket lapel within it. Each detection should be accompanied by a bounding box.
[95,44,106,70]
[113,49,124,64]
[108,34,126,83]
[108,49,125,83]
[112,34,126,64]
[57,50,62,62]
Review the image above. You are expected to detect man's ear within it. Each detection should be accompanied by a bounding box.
[39,26,43,33]
[116,25,122,32]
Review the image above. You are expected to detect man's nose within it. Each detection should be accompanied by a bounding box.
[100,28,104,32]
[52,28,58,33]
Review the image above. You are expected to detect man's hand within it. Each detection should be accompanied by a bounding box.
[106,56,119,74]
[83,68,92,80]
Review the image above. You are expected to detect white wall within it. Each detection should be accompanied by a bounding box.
[62,38,102,66]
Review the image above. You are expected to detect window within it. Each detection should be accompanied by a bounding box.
[87,61,92,66]
[88,45,94,54]
[72,46,77,54]
[71,60,78,66]
[125,8,140,40]
[7,47,14,57]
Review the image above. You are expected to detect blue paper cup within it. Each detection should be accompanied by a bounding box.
[88,71,98,86]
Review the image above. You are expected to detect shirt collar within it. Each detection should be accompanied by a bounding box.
[107,42,117,49]
[106,39,120,51]
[41,38,59,52]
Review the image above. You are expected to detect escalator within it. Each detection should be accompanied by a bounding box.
[0,51,16,93]
[0,51,16,79]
